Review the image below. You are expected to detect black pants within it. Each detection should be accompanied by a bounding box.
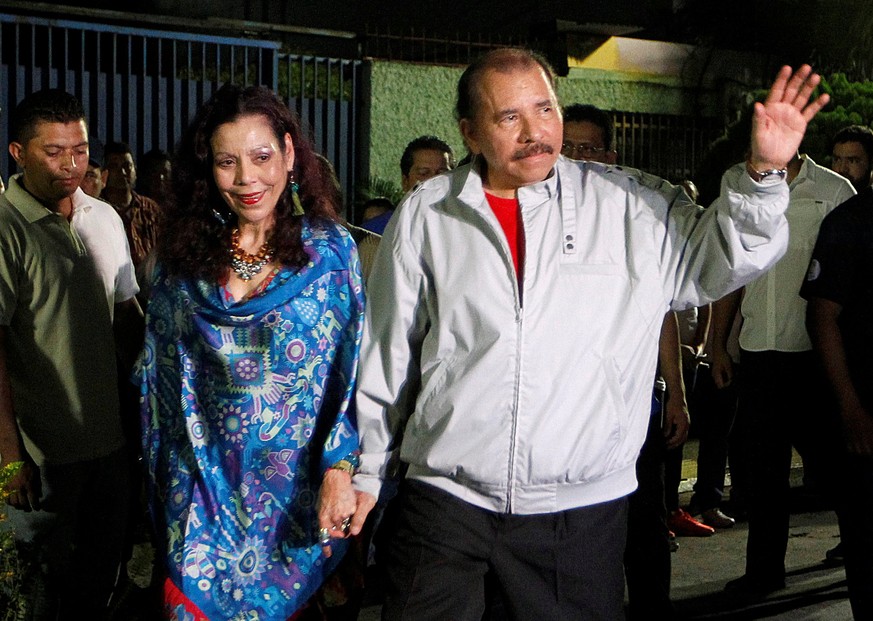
[835,451,873,619]
[382,480,627,621]
[688,363,741,512]
[6,448,130,620]
[736,349,839,581]
[625,403,674,619]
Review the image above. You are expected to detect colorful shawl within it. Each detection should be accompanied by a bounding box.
[138,220,364,620]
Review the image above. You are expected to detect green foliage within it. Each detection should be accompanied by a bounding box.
[355,175,404,210]
[803,74,873,164]
[0,461,28,621]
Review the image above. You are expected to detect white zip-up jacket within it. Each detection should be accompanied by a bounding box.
[354,156,789,515]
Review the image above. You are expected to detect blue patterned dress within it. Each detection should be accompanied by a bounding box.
[138,220,364,620]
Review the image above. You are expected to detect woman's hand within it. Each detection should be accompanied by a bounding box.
[317,469,358,558]
[316,469,379,558]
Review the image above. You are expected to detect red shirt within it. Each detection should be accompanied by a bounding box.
[485,192,525,293]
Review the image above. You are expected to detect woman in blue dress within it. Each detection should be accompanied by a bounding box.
[138,84,365,620]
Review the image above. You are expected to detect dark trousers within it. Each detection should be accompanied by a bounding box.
[735,349,839,581]
[625,403,674,619]
[837,453,873,619]
[382,480,627,621]
[6,448,130,620]
[689,364,741,512]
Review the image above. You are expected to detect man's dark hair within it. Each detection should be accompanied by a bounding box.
[400,135,455,177]
[456,48,556,123]
[139,148,171,180]
[831,124,873,161]
[140,148,171,170]
[10,89,85,146]
[362,197,394,212]
[103,141,134,166]
[563,103,615,152]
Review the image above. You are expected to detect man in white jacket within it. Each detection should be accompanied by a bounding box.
[322,48,829,619]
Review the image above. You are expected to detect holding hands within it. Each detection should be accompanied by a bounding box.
[317,468,376,558]
[749,65,830,172]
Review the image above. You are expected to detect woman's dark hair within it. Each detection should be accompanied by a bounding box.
[159,84,341,280]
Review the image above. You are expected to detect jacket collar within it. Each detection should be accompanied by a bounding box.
[456,157,560,210]
[3,173,89,223]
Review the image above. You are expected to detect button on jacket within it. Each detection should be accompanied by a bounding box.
[355,156,790,515]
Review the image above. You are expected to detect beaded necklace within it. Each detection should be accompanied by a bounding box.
[229,228,273,281]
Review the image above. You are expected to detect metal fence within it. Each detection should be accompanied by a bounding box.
[612,111,723,184]
[0,11,724,214]
[0,13,365,216]
[278,54,365,218]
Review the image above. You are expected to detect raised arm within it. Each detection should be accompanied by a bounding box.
[749,65,829,172]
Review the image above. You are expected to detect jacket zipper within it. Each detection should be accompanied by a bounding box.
[505,200,527,513]
[506,303,524,513]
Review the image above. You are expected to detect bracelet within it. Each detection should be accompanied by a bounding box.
[329,455,360,476]
[746,160,787,183]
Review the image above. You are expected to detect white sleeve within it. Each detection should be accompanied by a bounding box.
[113,215,140,303]
[663,164,789,310]
[353,202,429,500]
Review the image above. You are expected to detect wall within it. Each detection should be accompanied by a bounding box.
[368,62,466,190]
[367,59,721,184]
[557,68,717,117]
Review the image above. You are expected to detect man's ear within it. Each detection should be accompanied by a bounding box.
[605,150,618,165]
[8,142,23,168]
[101,169,109,185]
[459,119,480,155]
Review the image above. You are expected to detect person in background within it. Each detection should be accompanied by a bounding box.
[399,134,455,193]
[561,103,618,164]
[713,146,856,599]
[803,179,873,620]
[361,135,455,235]
[80,158,106,198]
[830,124,873,192]
[315,152,381,285]
[101,141,163,276]
[360,196,395,225]
[815,123,873,566]
[138,84,365,620]
[138,148,173,206]
[0,88,140,619]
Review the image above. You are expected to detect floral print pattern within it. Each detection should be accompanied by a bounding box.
[139,220,364,620]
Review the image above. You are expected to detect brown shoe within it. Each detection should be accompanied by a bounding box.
[700,508,736,529]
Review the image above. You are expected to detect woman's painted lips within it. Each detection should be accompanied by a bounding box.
[238,191,265,205]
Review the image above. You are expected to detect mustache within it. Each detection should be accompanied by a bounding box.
[512,143,553,160]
